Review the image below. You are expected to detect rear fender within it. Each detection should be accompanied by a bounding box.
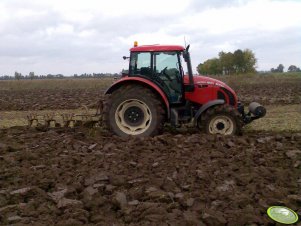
[194,99,225,125]
[105,77,170,117]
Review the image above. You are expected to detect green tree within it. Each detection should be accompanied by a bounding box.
[219,51,234,75]
[288,65,301,72]
[276,64,284,73]
[197,49,257,75]
[197,58,221,75]
[233,49,244,73]
[29,72,35,80]
[14,71,21,80]
[243,49,257,73]
[207,58,222,75]
[271,64,285,73]
[196,63,204,74]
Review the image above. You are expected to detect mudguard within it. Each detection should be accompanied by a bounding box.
[194,99,225,124]
[105,77,170,117]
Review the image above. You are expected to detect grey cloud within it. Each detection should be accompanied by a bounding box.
[0,1,180,75]
[188,0,251,11]
[0,0,300,75]
[81,14,177,38]
[187,27,301,71]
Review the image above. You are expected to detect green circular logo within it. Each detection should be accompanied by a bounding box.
[267,206,299,224]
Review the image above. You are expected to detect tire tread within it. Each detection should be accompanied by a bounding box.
[103,84,165,136]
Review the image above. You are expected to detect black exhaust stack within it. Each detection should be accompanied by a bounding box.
[183,45,194,92]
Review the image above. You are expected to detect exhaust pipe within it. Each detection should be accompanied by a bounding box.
[248,102,266,118]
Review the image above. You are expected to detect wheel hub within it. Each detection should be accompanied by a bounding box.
[124,106,144,126]
[216,122,225,130]
[209,115,234,135]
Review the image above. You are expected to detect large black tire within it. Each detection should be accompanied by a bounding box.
[200,104,242,135]
[103,84,165,137]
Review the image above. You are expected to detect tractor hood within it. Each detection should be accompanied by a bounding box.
[184,75,235,93]
[184,75,238,107]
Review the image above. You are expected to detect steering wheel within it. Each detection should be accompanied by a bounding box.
[161,67,172,81]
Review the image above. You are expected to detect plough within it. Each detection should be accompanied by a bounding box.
[27,100,103,128]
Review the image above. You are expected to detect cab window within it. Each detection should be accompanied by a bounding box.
[130,52,151,76]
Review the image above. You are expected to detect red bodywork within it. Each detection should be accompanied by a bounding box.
[130,45,185,52]
[106,75,238,110]
[184,75,238,107]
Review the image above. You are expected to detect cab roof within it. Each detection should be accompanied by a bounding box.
[130,45,185,52]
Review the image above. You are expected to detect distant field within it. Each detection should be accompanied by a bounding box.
[212,73,301,105]
[211,72,301,85]
[0,78,114,111]
[1,73,300,91]
[0,77,114,91]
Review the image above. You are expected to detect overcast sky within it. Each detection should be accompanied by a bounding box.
[0,0,300,75]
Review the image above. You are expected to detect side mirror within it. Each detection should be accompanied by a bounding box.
[123,56,130,60]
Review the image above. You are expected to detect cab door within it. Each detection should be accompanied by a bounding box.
[153,52,183,104]
[129,51,183,104]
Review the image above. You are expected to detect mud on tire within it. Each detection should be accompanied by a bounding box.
[200,104,242,135]
[103,84,165,137]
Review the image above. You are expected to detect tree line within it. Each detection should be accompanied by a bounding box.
[0,72,120,80]
[270,64,301,73]
[197,49,300,75]
[197,49,257,75]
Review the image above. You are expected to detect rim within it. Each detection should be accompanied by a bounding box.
[115,99,152,135]
[208,115,235,135]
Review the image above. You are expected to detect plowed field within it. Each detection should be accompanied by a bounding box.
[0,75,300,225]
[1,127,300,225]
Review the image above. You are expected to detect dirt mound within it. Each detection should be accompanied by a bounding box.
[0,127,300,225]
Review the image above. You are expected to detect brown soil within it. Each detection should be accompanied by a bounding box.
[0,89,104,111]
[0,127,300,225]
[0,78,300,111]
[216,75,301,106]
[233,83,301,106]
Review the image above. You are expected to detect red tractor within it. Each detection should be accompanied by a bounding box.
[103,42,266,137]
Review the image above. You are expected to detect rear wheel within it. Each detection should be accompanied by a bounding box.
[200,104,242,135]
[103,85,165,137]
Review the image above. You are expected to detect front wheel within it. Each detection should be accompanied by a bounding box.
[200,105,242,135]
[103,85,165,137]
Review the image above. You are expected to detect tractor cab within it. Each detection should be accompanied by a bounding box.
[126,43,194,105]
